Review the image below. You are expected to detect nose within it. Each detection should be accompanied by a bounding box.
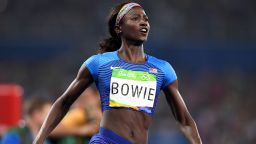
[140,19,148,27]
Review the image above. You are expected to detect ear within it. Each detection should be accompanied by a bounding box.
[114,25,122,35]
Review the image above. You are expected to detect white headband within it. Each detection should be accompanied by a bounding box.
[115,2,142,26]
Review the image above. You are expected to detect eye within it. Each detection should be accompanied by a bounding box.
[131,16,139,21]
[143,15,149,22]
[144,17,149,22]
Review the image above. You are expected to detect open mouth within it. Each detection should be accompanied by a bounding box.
[140,27,148,33]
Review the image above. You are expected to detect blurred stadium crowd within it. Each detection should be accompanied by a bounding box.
[0,0,255,144]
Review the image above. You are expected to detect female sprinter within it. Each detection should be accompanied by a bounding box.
[33,2,202,144]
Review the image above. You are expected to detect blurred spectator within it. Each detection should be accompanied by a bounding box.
[49,86,102,144]
[1,97,52,144]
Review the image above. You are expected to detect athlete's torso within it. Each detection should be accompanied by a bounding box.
[84,51,177,116]
[84,50,177,143]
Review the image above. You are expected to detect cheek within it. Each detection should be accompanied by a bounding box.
[122,22,139,37]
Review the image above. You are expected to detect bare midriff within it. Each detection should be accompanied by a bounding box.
[100,109,153,144]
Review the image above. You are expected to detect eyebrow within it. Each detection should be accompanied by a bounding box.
[131,13,148,17]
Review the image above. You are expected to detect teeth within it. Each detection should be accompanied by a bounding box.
[141,28,147,32]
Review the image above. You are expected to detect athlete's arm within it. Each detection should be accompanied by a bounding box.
[163,80,202,144]
[33,66,94,144]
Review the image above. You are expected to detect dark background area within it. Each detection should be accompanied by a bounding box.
[0,0,255,143]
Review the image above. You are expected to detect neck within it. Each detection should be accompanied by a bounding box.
[118,39,146,63]
[26,118,40,138]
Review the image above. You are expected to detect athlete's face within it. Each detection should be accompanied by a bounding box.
[119,7,150,43]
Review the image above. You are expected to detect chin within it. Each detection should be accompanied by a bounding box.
[140,35,148,41]
[127,36,148,45]
[139,38,147,43]
[137,36,148,42]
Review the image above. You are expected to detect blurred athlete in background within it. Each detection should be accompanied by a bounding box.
[51,87,102,144]
[2,97,52,144]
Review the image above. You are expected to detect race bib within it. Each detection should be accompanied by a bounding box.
[109,68,157,110]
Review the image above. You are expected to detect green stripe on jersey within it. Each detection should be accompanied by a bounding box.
[112,69,156,81]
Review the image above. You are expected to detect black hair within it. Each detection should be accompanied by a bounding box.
[98,2,128,53]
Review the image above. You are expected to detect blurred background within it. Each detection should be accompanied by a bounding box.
[0,0,256,143]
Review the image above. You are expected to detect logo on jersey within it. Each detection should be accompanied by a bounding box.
[110,66,122,70]
[149,68,158,74]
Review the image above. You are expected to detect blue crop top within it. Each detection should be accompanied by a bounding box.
[84,51,177,116]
